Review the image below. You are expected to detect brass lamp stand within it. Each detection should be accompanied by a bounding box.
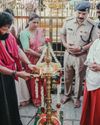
[45,74,52,125]
[43,47,54,125]
[36,43,62,125]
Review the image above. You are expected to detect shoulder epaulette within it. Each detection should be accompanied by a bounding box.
[87,18,95,26]
[65,17,74,22]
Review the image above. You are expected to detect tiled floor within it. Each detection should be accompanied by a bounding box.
[19,95,82,125]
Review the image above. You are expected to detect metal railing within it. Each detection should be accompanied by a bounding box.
[0,0,99,41]
[0,0,99,66]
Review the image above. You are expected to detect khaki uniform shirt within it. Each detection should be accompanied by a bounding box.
[61,17,98,47]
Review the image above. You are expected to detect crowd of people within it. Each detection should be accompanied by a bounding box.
[0,1,100,125]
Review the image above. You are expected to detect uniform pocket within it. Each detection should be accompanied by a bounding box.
[80,31,90,42]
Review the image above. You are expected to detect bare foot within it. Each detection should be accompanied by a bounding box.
[61,95,71,104]
[74,100,81,108]
[20,101,29,107]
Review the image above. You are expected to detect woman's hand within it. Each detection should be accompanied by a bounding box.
[38,46,45,52]
[28,63,36,70]
[16,71,31,80]
[89,62,100,72]
[68,44,81,54]
[28,64,40,74]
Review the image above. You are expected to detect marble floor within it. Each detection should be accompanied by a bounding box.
[19,95,82,125]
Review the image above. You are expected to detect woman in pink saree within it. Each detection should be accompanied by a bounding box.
[20,13,45,107]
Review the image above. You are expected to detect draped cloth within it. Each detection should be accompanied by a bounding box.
[0,75,22,125]
[26,28,43,65]
[0,33,22,71]
[0,33,22,125]
[25,29,45,106]
[80,84,100,125]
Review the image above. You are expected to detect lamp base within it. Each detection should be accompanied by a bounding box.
[34,107,63,125]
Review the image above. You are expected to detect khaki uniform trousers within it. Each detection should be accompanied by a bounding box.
[64,50,87,100]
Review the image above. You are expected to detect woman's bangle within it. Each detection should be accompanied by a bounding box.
[12,70,17,77]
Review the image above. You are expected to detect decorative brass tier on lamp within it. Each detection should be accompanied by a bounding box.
[34,38,62,125]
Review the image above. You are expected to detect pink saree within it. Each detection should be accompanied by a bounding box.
[25,28,45,107]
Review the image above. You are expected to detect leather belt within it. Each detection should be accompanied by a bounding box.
[68,51,87,57]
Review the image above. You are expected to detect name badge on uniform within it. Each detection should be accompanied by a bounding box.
[68,28,73,31]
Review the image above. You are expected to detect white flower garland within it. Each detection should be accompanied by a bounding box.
[56,77,62,118]
[36,46,47,65]
[49,43,59,63]
[57,84,61,104]
[36,43,60,65]
[35,77,39,98]
[36,43,62,112]
[41,85,44,107]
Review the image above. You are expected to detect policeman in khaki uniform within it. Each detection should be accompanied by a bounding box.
[60,1,98,108]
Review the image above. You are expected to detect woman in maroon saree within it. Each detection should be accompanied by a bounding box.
[20,13,45,107]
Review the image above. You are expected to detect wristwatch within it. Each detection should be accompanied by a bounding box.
[80,46,83,51]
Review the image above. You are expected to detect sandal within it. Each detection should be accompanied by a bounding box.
[61,95,71,104]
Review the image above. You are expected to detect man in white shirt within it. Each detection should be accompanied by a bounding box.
[80,22,100,125]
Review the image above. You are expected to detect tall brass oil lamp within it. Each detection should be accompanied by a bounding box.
[36,41,62,125]
[44,47,53,125]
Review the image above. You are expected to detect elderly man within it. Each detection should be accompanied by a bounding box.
[60,1,98,108]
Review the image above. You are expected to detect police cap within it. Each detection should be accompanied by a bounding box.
[75,1,91,12]
[96,2,100,9]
